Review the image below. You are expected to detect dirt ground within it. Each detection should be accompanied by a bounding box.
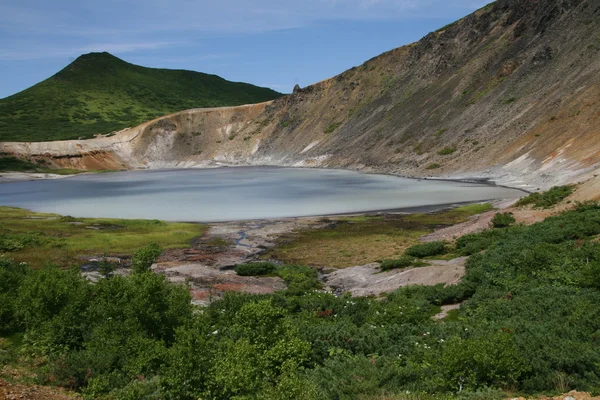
[508,391,600,400]
[147,217,327,305]
[0,378,80,400]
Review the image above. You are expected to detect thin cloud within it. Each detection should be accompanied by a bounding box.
[0,0,490,36]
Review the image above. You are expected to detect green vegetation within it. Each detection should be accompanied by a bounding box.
[426,163,442,170]
[501,96,517,104]
[380,256,427,271]
[0,206,204,266]
[515,185,574,209]
[3,203,600,398]
[324,121,342,134]
[0,155,84,174]
[267,204,494,268]
[438,147,457,156]
[404,203,494,225]
[0,52,282,142]
[131,243,162,273]
[405,241,447,258]
[491,212,516,228]
[435,128,448,137]
[235,262,278,276]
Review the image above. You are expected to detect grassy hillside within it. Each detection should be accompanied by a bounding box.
[0,52,282,142]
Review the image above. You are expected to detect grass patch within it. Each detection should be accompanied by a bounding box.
[404,203,494,225]
[266,204,493,269]
[265,217,426,268]
[0,206,205,266]
[426,163,441,170]
[515,186,574,209]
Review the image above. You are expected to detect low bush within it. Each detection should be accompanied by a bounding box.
[491,212,515,228]
[380,256,427,271]
[276,265,320,295]
[131,243,162,273]
[235,262,277,276]
[405,241,446,258]
[438,147,457,156]
[515,186,574,209]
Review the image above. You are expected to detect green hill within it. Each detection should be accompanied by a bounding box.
[0,52,282,142]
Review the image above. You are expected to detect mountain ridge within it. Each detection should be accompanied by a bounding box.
[2,0,600,195]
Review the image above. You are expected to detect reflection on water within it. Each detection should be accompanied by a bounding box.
[0,167,523,221]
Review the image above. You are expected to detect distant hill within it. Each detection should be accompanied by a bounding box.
[0,52,282,141]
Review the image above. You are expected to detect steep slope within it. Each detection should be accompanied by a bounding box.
[3,0,600,192]
[0,52,282,142]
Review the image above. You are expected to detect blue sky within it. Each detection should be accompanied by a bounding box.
[0,0,489,98]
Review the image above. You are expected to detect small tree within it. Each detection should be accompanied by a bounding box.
[131,243,162,274]
[491,212,515,228]
[98,258,116,279]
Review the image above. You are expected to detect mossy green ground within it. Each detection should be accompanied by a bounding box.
[0,207,205,266]
[0,155,86,174]
[265,203,493,268]
[0,52,282,142]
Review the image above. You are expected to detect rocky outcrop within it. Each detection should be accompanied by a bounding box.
[2,0,600,193]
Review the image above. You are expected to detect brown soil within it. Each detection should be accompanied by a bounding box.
[508,391,600,400]
[0,379,80,400]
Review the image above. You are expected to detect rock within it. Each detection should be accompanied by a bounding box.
[564,397,576,400]
[293,84,301,94]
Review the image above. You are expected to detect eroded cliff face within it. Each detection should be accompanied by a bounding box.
[2,0,600,192]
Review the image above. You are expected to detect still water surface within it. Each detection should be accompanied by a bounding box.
[0,167,524,221]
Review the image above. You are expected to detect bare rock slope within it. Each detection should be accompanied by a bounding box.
[3,0,600,192]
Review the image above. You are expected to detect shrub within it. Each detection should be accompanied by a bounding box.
[426,163,441,170]
[438,147,457,156]
[380,256,427,271]
[276,265,320,295]
[131,243,162,273]
[405,241,446,258]
[515,186,574,209]
[435,333,529,392]
[235,262,277,276]
[491,212,515,228]
[324,122,342,134]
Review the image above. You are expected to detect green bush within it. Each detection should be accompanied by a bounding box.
[380,256,426,271]
[0,257,28,333]
[131,242,162,273]
[324,122,342,134]
[515,186,574,209]
[491,212,515,228]
[435,333,529,392]
[438,147,457,156]
[405,241,447,258]
[426,163,441,170]
[276,265,320,295]
[235,262,277,276]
